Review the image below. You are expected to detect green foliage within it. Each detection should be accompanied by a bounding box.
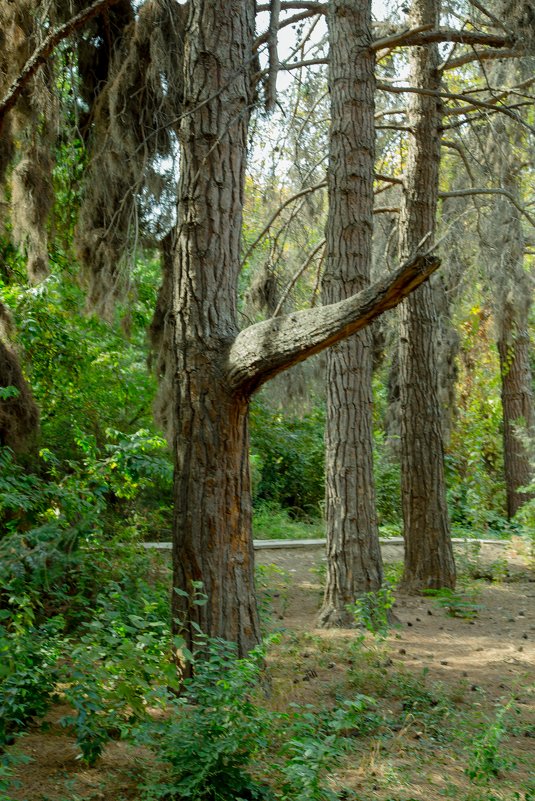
[466,702,515,783]
[0,431,171,627]
[250,400,325,519]
[424,587,481,620]
[253,503,324,540]
[135,639,275,801]
[447,308,507,533]
[58,584,174,765]
[0,618,63,749]
[279,698,380,801]
[513,428,535,563]
[347,585,396,637]
[373,432,402,526]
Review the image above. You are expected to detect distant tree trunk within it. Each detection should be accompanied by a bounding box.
[319,0,383,627]
[0,302,39,452]
[498,301,535,517]
[398,0,456,591]
[482,101,535,518]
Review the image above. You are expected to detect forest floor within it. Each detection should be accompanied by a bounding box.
[7,539,535,801]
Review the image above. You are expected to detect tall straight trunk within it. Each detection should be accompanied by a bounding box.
[170,0,261,656]
[398,0,455,591]
[484,107,535,518]
[319,0,382,627]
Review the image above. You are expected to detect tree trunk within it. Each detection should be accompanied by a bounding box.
[398,0,456,592]
[170,0,261,656]
[319,0,383,627]
[484,110,535,518]
[498,313,535,517]
[168,0,442,660]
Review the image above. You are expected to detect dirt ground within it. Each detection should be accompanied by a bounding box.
[256,539,535,688]
[6,539,535,801]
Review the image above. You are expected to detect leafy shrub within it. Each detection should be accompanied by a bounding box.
[0,618,63,748]
[59,590,175,765]
[135,638,275,800]
[0,433,171,628]
[250,401,325,519]
[279,697,380,801]
[347,585,396,637]
[424,587,481,620]
[466,702,514,783]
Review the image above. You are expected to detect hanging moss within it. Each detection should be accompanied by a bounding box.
[75,0,186,317]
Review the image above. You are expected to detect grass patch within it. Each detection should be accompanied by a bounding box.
[253,504,324,540]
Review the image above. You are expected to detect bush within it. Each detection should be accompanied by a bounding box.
[135,638,275,800]
[250,401,325,519]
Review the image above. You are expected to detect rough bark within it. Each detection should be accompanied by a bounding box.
[170,0,262,658]
[498,305,535,517]
[0,302,39,452]
[227,251,440,394]
[398,0,456,592]
[318,0,382,627]
[168,0,442,659]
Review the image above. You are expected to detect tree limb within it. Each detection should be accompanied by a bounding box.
[440,47,519,71]
[265,0,282,111]
[377,81,535,133]
[439,188,535,228]
[0,0,121,127]
[255,9,323,49]
[371,26,511,52]
[468,0,514,34]
[227,251,440,394]
[375,172,404,186]
[256,1,327,10]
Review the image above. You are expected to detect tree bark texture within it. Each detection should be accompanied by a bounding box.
[170,0,261,658]
[483,109,534,518]
[499,315,535,517]
[398,0,456,591]
[318,0,383,627]
[168,0,443,659]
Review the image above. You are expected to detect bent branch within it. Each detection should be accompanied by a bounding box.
[227,251,440,394]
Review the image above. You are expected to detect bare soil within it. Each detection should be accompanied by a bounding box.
[6,539,535,801]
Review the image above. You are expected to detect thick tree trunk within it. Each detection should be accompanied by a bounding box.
[168,0,442,660]
[170,0,261,656]
[398,0,456,591]
[319,0,383,627]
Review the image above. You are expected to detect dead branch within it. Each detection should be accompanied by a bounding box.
[439,188,535,228]
[266,0,282,111]
[371,26,511,52]
[441,47,519,71]
[228,251,440,394]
